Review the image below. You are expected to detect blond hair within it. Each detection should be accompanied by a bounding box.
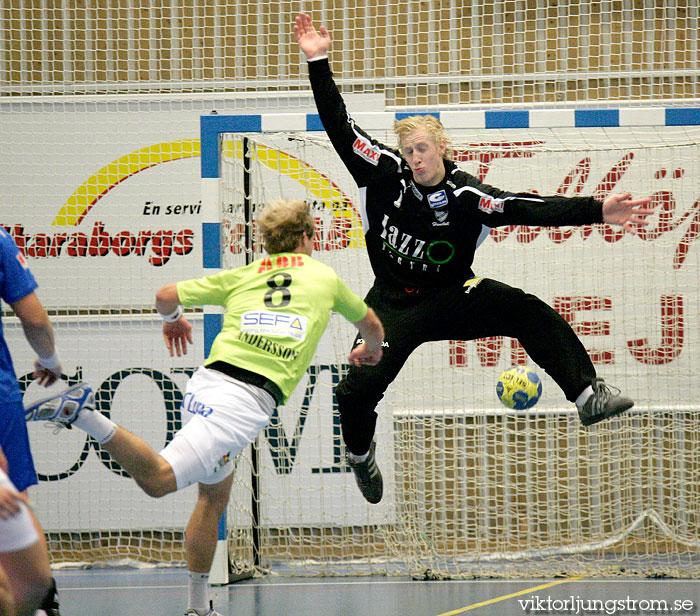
[256,199,315,254]
[393,114,454,161]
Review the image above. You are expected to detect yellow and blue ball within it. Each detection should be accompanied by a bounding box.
[496,366,542,410]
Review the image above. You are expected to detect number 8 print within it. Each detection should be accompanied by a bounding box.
[264,273,292,308]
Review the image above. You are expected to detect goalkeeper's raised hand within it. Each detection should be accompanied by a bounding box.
[294,13,331,60]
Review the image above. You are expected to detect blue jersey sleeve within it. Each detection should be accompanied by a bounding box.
[0,229,38,305]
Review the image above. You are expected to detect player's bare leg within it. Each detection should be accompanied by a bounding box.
[0,563,14,616]
[26,383,177,497]
[0,531,52,616]
[23,497,61,616]
[186,474,233,573]
[99,427,177,498]
[183,475,232,616]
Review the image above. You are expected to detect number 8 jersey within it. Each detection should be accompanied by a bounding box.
[176,252,367,404]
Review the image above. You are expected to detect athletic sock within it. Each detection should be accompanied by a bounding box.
[187,571,210,614]
[71,409,117,444]
[575,385,594,408]
[347,450,369,463]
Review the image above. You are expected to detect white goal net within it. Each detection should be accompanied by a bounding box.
[2,1,700,107]
[215,124,700,578]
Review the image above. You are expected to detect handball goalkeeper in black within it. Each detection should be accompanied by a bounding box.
[295,13,655,504]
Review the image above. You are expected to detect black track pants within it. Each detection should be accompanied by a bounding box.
[337,278,597,456]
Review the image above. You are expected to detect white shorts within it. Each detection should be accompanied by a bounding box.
[160,366,276,490]
[0,469,39,553]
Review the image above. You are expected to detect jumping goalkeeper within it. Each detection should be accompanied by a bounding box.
[294,12,655,506]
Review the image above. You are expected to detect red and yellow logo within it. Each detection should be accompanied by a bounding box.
[4,138,362,266]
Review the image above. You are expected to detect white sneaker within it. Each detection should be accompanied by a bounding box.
[184,602,223,616]
[24,382,95,427]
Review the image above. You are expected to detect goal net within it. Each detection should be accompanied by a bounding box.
[215,123,700,578]
[2,1,700,107]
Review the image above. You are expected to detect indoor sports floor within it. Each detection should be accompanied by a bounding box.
[52,567,700,615]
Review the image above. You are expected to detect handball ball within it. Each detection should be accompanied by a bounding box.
[496,366,542,410]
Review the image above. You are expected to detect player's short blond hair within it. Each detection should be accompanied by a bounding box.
[257,199,315,254]
[393,114,454,161]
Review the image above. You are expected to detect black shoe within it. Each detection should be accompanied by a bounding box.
[36,578,60,616]
[578,379,634,426]
[346,441,383,504]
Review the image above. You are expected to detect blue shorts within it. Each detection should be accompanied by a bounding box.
[0,398,38,492]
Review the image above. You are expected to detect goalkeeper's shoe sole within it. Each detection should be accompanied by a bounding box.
[25,382,95,426]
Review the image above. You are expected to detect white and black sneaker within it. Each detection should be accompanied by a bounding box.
[184,601,223,616]
[346,441,383,504]
[578,378,633,427]
[24,382,95,427]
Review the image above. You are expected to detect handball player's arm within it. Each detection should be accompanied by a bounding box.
[156,283,193,357]
[348,307,384,367]
[465,175,653,231]
[10,292,61,386]
[295,13,397,185]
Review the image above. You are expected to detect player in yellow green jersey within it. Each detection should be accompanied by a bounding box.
[33,199,384,616]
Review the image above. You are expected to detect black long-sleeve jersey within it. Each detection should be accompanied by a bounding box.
[308,58,604,290]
